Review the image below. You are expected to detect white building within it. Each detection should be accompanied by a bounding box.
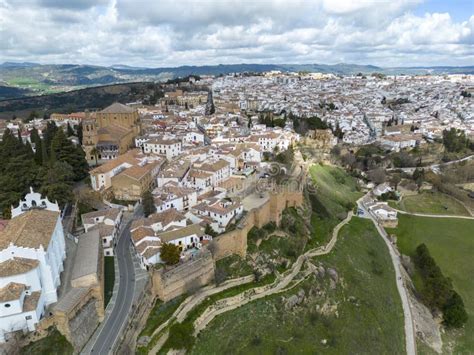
[0,190,66,342]
[81,208,123,256]
[143,137,183,161]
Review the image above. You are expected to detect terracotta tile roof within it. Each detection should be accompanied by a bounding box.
[0,257,39,277]
[82,208,120,225]
[71,229,100,281]
[0,210,60,250]
[136,240,161,254]
[90,149,141,174]
[131,226,155,244]
[99,102,136,114]
[0,282,25,303]
[158,224,203,243]
[23,291,41,312]
[143,246,161,259]
[148,208,187,228]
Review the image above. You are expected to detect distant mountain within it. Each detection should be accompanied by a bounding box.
[1,62,473,100]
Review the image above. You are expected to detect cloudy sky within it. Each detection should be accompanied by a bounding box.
[0,0,473,68]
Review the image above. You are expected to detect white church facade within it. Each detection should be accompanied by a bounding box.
[0,188,66,343]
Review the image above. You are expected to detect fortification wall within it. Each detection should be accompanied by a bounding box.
[213,190,303,260]
[150,190,303,301]
[152,250,215,302]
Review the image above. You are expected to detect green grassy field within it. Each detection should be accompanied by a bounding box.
[191,218,405,354]
[104,256,115,308]
[388,191,469,216]
[387,214,474,353]
[20,328,73,355]
[308,164,362,248]
[139,295,186,338]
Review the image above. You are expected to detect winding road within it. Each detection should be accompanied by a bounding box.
[84,210,139,355]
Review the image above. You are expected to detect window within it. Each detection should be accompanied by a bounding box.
[25,315,32,320]
[4,304,10,308]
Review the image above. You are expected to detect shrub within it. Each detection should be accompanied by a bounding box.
[413,244,468,328]
[443,291,468,328]
[167,322,195,351]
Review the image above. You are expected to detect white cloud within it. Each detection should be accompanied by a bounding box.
[0,0,472,67]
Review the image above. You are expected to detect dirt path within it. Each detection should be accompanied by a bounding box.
[148,275,254,354]
[192,211,354,336]
[361,195,417,355]
[395,208,474,220]
[149,209,355,354]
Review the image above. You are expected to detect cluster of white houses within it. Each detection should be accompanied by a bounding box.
[0,189,66,342]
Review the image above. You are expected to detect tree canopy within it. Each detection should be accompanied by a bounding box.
[161,243,181,265]
[0,125,89,217]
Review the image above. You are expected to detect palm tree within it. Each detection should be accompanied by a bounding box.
[90,147,99,166]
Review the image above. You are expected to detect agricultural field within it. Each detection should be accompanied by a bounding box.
[191,217,405,354]
[308,164,362,248]
[388,190,470,216]
[387,214,474,353]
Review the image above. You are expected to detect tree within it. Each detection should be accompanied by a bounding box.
[50,129,89,180]
[75,124,83,145]
[443,291,468,328]
[160,243,181,265]
[368,168,386,184]
[205,224,217,238]
[90,147,99,166]
[167,322,195,351]
[413,168,425,191]
[37,161,75,208]
[390,173,402,191]
[141,189,155,217]
[442,128,469,153]
[66,122,75,137]
[0,129,39,215]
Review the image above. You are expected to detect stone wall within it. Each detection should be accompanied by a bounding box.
[53,286,104,352]
[152,250,215,302]
[68,298,99,350]
[213,190,303,260]
[149,190,302,302]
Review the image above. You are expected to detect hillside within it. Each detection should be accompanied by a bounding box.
[1,62,474,100]
[0,82,161,119]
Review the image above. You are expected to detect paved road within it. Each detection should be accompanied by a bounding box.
[89,215,136,354]
[359,197,416,355]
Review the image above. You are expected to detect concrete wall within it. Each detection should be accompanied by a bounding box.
[213,190,303,260]
[152,250,215,302]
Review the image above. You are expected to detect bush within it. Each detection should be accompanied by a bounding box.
[443,291,468,328]
[413,244,468,328]
[167,322,196,351]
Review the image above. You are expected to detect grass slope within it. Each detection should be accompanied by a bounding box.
[191,218,405,354]
[388,191,469,216]
[387,214,474,353]
[308,164,362,247]
[20,328,73,355]
[104,256,115,308]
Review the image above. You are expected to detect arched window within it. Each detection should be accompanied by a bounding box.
[31,200,37,207]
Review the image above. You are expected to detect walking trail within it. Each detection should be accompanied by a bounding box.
[150,210,354,354]
[394,208,474,220]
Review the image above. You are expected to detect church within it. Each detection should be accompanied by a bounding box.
[82,102,141,164]
[0,188,66,343]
